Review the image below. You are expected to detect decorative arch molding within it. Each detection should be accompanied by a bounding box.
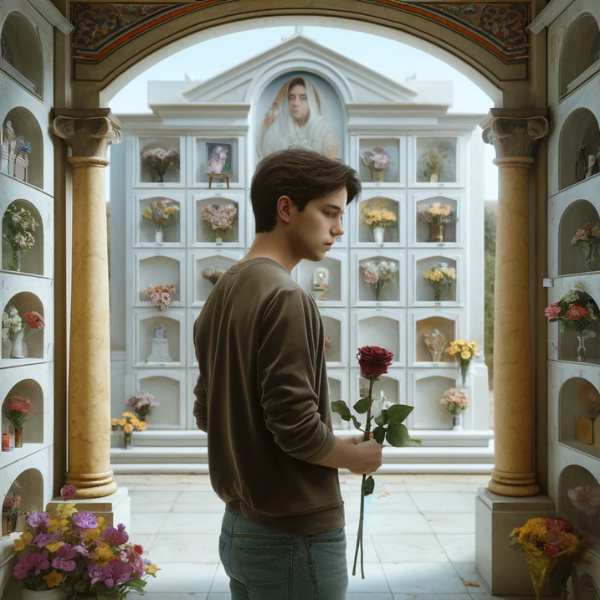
[69,1,529,101]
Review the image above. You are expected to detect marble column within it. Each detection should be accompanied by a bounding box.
[482,112,549,497]
[52,109,121,499]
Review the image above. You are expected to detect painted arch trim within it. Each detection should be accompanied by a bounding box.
[71,1,530,69]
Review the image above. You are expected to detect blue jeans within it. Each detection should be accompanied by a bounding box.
[219,510,348,600]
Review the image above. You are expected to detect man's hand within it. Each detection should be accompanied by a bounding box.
[343,432,375,445]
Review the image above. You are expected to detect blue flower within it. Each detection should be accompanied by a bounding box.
[17,141,31,154]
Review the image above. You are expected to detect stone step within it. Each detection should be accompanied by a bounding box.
[112,428,494,448]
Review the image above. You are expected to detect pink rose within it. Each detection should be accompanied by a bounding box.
[567,304,589,320]
[544,302,561,319]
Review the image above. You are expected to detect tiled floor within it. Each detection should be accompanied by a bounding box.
[118,473,534,600]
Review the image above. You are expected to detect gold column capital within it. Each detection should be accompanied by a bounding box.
[481,111,549,161]
[51,108,122,161]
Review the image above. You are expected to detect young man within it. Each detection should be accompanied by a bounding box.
[193,148,383,599]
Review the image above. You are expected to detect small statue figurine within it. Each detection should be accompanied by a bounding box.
[147,323,173,363]
[313,266,330,301]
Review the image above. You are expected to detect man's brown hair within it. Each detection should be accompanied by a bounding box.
[250,147,361,233]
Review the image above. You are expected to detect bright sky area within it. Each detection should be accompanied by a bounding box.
[109,25,498,200]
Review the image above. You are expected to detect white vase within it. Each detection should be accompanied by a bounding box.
[430,173,439,183]
[22,589,67,600]
[10,328,28,359]
[155,226,163,244]
[373,226,385,244]
[452,411,463,431]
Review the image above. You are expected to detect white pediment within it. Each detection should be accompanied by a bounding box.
[178,34,421,106]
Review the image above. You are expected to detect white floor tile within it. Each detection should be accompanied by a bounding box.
[422,513,475,535]
[382,562,467,594]
[210,564,231,593]
[130,512,168,535]
[159,512,224,534]
[362,513,433,535]
[409,492,474,514]
[347,562,392,593]
[371,534,449,563]
[149,533,220,563]
[142,563,217,593]
[436,535,476,563]
[346,532,380,563]
[393,595,471,600]
[452,563,488,594]
[130,490,181,504]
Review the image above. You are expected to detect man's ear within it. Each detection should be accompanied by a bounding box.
[276,195,293,224]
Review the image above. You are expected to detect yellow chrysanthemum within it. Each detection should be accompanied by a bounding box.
[111,418,118,426]
[145,563,159,574]
[124,423,134,434]
[460,351,471,360]
[14,532,31,552]
[43,570,65,588]
[139,422,147,430]
[118,418,127,427]
[46,542,62,553]
[57,503,78,517]
[123,412,136,419]
[456,339,466,346]
[90,541,115,566]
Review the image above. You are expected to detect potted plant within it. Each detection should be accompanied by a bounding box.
[2,396,36,448]
[126,392,159,423]
[2,204,39,272]
[11,485,159,599]
[142,199,179,244]
[2,480,22,537]
[111,413,147,449]
[440,388,470,430]
[418,202,455,243]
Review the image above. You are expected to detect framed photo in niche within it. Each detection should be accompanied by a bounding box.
[206,142,233,176]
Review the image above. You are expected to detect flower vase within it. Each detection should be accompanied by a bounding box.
[452,411,463,431]
[523,547,560,600]
[430,173,439,183]
[584,244,596,272]
[371,169,384,183]
[10,328,28,359]
[96,589,125,600]
[433,288,442,302]
[214,228,224,244]
[576,334,588,362]
[2,512,17,537]
[124,431,132,450]
[458,362,471,389]
[10,249,22,272]
[21,589,67,600]
[428,222,446,243]
[429,349,443,363]
[154,226,163,245]
[15,426,23,448]
[373,226,385,244]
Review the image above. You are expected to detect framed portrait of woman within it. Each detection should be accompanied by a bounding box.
[206,142,233,175]
[256,71,345,161]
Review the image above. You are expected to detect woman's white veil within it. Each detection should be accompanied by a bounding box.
[259,76,340,159]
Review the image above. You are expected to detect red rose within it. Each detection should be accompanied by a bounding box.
[357,346,394,377]
[566,304,589,320]
[545,518,570,533]
[544,545,559,556]
[134,544,144,555]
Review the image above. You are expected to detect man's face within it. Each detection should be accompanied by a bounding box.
[288,85,310,125]
[288,188,346,262]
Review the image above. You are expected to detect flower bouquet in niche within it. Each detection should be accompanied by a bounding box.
[126,392,159,423]
[359,261,397,302]
[422,146,448,183]
[3,396,36,448]
[2,480,22,537]
[571,223,600,272]
[510,518,585,600]
[111,413,147,450]
[144,284,177,311]
[422,329,448,362]
[359,200,397,244]
[141,147,179,183]
[445,339,479,388]
[418,202,455,243]
[2,306,44,359]
[201,203,237,244]
[11,485,159,600]
[440,388,470,431]
[423,262,456,302]
[142,199,179,244]
[360,147,390,183]
[2,204,39,271]
[331,346,421,579]
[544,283,599,362]
[201,266,227,286]
[567,485,600,532]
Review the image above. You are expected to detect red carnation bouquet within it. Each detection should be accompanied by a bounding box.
[3,396,35,429]
[332,345,421,579]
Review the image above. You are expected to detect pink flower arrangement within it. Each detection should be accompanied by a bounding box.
[418,202,454,224]
[141,147,179,183]
[201,266,227,286]
[545,285,598,334]
[567,304,590,320]
[440,388,470,415]
[324,332,332,352]
[127,391,159,419]
[361,147,390,172]
[144,283,177,311]
[201,203,237,233]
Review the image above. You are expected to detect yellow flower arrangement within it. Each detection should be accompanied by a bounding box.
[43,570,65,588]
[360,200,398,231]
[510,518,585,600]
[111,413,147,433]
[446,339,479,387]
[422,262,456,301]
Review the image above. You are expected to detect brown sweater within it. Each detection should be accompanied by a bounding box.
[193,257,344,535]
